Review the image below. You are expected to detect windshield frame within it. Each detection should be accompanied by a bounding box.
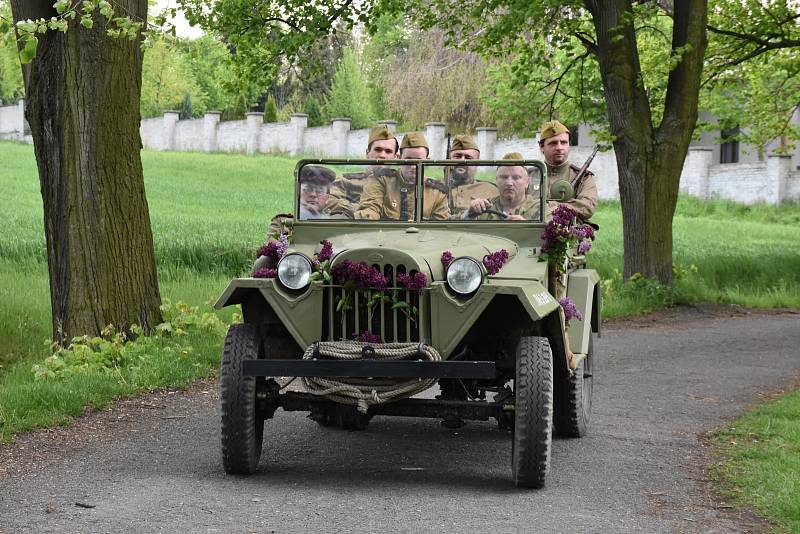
[293,158,548,224]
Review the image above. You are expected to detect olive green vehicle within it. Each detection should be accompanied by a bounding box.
[214,159,600,489]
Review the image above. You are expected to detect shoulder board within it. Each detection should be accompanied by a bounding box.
[273,213,294,220]
[343,172,368,180]
[425,179,449,194]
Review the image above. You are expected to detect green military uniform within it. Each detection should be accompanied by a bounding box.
[355,172,451,221]
[476,195,541,220]
[329,172,370,212]
[538,120,598,221]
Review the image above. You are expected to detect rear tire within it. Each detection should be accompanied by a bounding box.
[554,334,595,438]
[511,336,553,488]
[220,323,264,474]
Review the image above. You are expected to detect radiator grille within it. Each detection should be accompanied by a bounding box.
[322,264,426,343]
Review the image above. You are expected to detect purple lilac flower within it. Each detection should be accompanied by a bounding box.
[483,249,510,275]
[441,251,454,269]
[577,240,593,255]
[558,297,583,323]
[540,221,559,252]
[253,267,278,279]
[256,234,290,261]
[354,331,383,343]
[318,240,333,262]
[573,224,595,240]
[396,272,429,292]
[331,260,389,289]
[552,205,578,227]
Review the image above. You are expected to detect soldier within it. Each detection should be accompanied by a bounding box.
[329,124,399,211]
[446,134,498,217]
[538,120,598,221]
[355,131,450,221]
[298,165,337,220]
[464,153,541,220]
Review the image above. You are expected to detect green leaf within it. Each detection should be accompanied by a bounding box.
[19,36,38,64]
[54,0,71,14]
[80,16,94,29]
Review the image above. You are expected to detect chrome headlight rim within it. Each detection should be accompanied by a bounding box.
[445,256,485,296]
[277,252,313,290]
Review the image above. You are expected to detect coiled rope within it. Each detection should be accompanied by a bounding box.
[301,341,441,413]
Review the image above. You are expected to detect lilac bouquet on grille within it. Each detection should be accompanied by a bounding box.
[331,260,389,289]
[397,272,429,292]
[558,297,583,324]
[354,331,383,344]
[441,251,454,270]
[540,205,595,272]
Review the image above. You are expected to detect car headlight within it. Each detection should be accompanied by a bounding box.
[277,253,312,290]
[446,257,484,295]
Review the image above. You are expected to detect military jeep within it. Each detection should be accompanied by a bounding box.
[214,158,600,488]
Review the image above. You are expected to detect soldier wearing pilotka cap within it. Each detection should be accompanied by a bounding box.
[538,120,598,221]
[446,134,499,217]
[329,124,400,213]
[465,152,541,220]
[355,131,450,221]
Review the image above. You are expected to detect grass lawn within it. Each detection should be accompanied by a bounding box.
[1,141,799,528]
[711,389,800,533]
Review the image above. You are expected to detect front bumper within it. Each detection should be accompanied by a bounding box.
[242,359,496,379]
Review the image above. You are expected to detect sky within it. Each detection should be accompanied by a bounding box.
[153,0,205,39]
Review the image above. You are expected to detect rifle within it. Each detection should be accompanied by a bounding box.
[445,132,454,213]
[573,144,600,191]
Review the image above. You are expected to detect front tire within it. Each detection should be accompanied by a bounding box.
[554,334,595,438]
[511,336,554,488]
[220,323,264,474]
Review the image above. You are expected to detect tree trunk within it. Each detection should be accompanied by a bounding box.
[11,0,162,341]
[586,0,708,284]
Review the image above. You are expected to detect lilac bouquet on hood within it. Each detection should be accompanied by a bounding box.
[539,205,595,273]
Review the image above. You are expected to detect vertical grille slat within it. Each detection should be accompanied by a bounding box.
[324,262,423,343]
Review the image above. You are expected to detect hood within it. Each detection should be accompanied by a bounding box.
[320,228,518,281]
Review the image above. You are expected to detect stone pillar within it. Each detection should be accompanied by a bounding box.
[17,99,26,139]
[475,127,497,160]
[425,122,446,159]
[162,110,180,151]
[289,113,308,155]
[246,112,262,155]
[203,111,221,152]
[331,118,351,157]
[684,147,713,198]
[377,119,397,134]
[767,153,792,204]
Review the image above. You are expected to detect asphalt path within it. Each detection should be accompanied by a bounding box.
[1,308,799,533]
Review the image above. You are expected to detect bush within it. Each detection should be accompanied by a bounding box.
[263,94,278,123]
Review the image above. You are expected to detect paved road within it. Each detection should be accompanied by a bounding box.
[1,309,799,533]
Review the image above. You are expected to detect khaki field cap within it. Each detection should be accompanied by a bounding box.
[450,134,479,152]
[539,120,570,141]
[299,165,336,185]
[400,131,429,150]
[502,152,524,160]
[368,124,396,146]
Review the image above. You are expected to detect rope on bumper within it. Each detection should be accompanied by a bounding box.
[301,341,442,413]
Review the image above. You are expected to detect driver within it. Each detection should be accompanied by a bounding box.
[354,131,450,221]
[463,152,541,220]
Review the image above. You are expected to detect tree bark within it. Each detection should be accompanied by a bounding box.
[11,0,162,341]
[585,0,708,284]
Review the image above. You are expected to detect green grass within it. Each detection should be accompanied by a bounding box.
[1,140,799,442]
[711,390,800,533]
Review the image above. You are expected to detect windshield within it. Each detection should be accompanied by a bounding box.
[294,160,545,223]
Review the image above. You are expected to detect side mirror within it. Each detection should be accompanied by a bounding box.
[548,179,575,201]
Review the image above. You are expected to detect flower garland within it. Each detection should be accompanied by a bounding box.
[441,249,510,275]
[539,205,595,274]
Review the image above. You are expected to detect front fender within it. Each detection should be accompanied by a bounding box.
[429,279,559,358]
[566,269,601,354]
[215,278,323,349]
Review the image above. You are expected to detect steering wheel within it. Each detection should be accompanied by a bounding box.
[466,208,509,220]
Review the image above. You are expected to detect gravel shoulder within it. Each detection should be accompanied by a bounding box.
[1,306,799,533]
